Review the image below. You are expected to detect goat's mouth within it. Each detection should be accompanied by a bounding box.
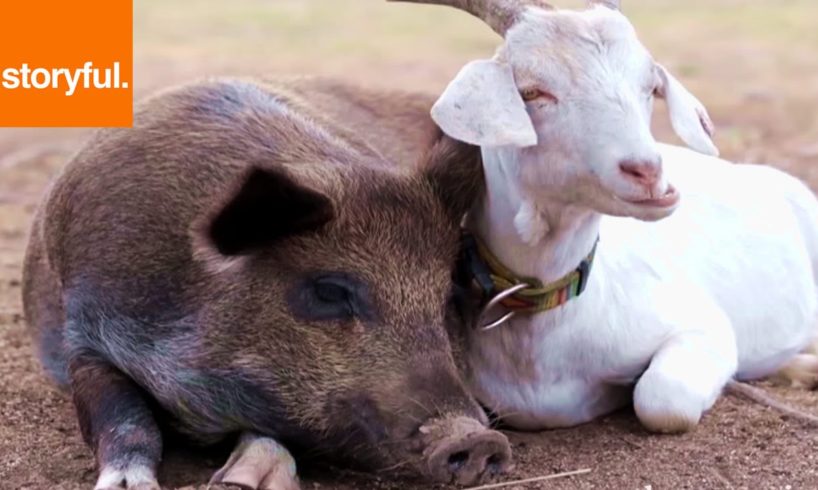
[619,184,680,209]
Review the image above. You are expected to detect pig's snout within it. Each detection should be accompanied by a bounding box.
[427,429,510,485]
[420,416,512,485]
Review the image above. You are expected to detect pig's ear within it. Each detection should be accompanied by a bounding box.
[203,167,334,256]
[423,134,485,223]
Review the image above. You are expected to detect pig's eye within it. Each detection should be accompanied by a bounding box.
[288,273,375,323]
[314,280,349,304]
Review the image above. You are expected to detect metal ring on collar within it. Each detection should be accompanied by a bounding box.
[478,282,529,331]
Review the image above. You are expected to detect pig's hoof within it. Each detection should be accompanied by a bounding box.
[211,434,299,490]
[774,352,818,389]
[94,464,160,490]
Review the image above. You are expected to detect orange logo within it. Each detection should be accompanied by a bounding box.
[0,1,133,127]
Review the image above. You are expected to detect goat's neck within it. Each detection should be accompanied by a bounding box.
[469,148,601,284]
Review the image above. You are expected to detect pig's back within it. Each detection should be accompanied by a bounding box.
[23,198,69,386]
[276,78,440,168]
[31,78,383,325]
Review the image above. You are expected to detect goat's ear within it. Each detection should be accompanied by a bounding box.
[432,59,538,148]
[200,167,334,256]
[656,64,719,157]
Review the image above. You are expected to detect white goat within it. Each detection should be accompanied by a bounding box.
[404,0,818,432]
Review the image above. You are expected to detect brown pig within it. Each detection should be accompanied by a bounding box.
[22,77,508,489]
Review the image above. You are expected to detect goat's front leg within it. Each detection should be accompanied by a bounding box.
[634,315,738,433]
[211,432,300,490]
[68,351,162,490]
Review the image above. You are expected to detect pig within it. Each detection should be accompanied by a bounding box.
[22,77,510,489]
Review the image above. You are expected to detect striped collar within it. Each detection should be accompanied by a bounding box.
[460,233,598,330]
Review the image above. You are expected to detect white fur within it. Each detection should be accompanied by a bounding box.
[433,59,538,148]
[467,146,818,431]
[436,5,818,432]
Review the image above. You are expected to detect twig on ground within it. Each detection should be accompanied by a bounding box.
[725,380,818,426]
[618,435,645,450]
[707,466,735,489]
[463,468,592,490]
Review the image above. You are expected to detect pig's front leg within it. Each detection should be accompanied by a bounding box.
[211,432,300,490]
[68,351,162,490]
[633,316,738,433]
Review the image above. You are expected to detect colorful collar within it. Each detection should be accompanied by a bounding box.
[460,233,598,330]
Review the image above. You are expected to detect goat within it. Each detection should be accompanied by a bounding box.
[396,0,818,432]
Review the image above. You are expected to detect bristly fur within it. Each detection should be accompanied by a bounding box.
[22,76,501,488]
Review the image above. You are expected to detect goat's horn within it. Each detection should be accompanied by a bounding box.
[588,0,620,9]
[388,0,553,36]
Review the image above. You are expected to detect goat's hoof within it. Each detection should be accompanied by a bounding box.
[773,353,818,389]
[211,434,300,490]
[636,406,700,433]
[634,375,704,433]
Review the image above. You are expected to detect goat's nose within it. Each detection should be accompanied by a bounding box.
[619,157,662,188]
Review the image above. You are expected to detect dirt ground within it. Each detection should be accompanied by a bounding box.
[2,1,818,489]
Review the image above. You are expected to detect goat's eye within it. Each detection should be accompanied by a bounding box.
[288,273,375,323]
[520,88,557,103]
